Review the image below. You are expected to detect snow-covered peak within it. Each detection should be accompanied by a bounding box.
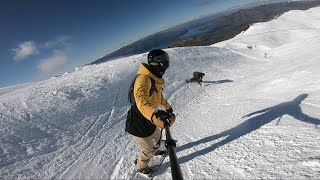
[1,7,320,179]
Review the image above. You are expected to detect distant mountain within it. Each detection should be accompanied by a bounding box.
[169,1,320,48]
[90,1,320,64]
[1,6,320,179]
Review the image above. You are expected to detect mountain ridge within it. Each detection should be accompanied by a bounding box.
[91,1,320,64]
[1,5,320,180]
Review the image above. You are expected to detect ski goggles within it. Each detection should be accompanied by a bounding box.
[150,55,169,69]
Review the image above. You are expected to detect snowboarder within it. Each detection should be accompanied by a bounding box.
[125,49,176,177]
[186,71,205,84]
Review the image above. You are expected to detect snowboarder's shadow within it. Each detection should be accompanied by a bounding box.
[202,79,233,86]
[158,94,319,174]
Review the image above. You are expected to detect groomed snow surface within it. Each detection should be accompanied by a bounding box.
[1,7,320,179]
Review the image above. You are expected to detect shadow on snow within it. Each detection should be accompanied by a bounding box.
[202,79,234,86]
[159,93,319,174]
[202,79,234,84]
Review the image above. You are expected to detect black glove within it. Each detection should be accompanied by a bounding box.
[154,110,170,122]
[166,107,173,113]
[166,108,175,119]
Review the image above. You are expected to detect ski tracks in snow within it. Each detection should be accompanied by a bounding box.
[110,156,124,179]
[55,87,121,179]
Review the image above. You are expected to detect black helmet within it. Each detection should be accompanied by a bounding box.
[147,49,169,69]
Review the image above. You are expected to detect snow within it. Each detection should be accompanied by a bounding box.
[0,83,35,96]
[1,7,320,179]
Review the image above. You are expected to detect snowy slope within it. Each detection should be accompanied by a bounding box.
[0,83,35,96]
[1,7,320,179]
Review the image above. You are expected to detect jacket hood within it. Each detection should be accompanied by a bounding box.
[137,63,164,85]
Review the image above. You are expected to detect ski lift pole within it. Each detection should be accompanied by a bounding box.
[164,119,183,180]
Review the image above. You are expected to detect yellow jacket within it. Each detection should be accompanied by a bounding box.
[134,64,172,121]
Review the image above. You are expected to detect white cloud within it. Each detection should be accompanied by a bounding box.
[37,50,68,77]
[12,41,39,61]
[11,36,72,63]
[44,36,71,49]
[193,0,219,6]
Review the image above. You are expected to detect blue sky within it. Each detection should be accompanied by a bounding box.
[0,0,294,87]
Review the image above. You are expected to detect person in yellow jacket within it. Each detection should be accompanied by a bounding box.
[125,49,176,176]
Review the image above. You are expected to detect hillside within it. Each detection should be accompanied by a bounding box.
[92,1,320,64]
[169,1,320,47]
[1,6,320,179]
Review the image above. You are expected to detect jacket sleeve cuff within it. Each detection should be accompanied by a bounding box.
[145,107,156,121]
[150,111,156,123]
